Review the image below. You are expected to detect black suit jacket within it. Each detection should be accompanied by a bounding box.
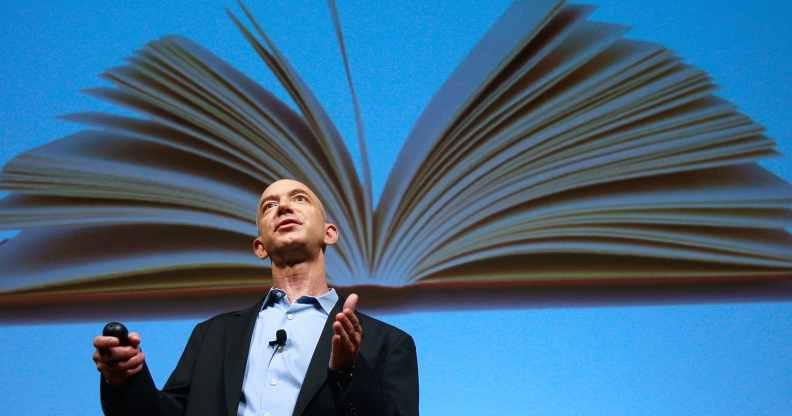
[101,297,419,416]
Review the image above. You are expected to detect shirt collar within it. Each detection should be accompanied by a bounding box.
[261,287,338,315]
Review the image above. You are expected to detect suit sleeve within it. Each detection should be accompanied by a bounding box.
[380,331,419,416]
[100,321,208,416]
[333,330,419,416]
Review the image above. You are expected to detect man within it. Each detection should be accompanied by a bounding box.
[93,179,419,416]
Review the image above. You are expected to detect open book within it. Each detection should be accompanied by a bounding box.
[2,1,792,315]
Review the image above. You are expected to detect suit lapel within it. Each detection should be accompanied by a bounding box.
[224,300,262,416]
[291,297,343,416]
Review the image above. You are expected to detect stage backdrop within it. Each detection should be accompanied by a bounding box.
[1,1,791,414]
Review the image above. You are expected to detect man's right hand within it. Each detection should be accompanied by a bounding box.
[92,332,145,385]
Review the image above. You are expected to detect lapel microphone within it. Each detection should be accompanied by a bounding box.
[269,329,287,351]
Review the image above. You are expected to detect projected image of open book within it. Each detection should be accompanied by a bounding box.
[1,0,791,311]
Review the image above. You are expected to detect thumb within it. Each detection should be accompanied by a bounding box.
[343,293,359,312]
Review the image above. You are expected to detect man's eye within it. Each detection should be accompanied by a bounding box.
[263,202,277,211]
[294,195,308,202]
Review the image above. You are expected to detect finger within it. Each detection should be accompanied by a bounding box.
[93,349,121,365]
[96,346,118,364]
[336,312,355,338]
[341,311,362,346]
[352,324,362,345]
[333,320,345,337]
[345,308,361,333]
[112,351,140,370]
[114,345,138,359]
[343,293,358,313]
[337,313,362,349]
[94,336,120,349]
[334,321,355,351]
[101,345,138,364]
[97,361,126,377]
[125,361,144,377]
[116,351,145,370]
[127,332,142,347]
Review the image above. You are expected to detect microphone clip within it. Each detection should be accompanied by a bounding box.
[269,329,287,351]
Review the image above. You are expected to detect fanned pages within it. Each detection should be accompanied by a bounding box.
[2,1,791,312]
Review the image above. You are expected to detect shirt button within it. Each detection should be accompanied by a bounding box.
[270,379,277,386]
[287,314,295,320]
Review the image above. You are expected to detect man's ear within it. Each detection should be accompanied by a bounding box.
[253,237,269,259]
[324,223,338,246]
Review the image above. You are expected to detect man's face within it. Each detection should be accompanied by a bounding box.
[254,179,336,261]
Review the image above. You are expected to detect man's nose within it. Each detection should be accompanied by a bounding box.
[276,198,293,215]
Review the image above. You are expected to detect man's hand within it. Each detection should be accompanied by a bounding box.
[330,293,362,370]
[92,332,145,385]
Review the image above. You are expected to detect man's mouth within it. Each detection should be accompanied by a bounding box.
[275,218,301,231]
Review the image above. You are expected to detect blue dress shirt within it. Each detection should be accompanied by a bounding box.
[237,288,338,416]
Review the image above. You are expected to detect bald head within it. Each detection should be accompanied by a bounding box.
[253,179,337,261]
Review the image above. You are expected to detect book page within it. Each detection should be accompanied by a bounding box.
[375,0,565,271]
[378,21,631,277]
[371,3,792,283]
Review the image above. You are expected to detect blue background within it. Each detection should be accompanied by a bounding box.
[1,1,791,414]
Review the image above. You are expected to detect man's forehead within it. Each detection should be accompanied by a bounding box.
[259,179,317,201]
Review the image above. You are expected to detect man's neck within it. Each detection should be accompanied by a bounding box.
[270,255,329,303]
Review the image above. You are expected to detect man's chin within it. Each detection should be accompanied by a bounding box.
[270,244,322,267]
[272,239,312,255]
[273,234,305,246]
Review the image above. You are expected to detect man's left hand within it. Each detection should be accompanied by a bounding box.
[329,293,362,370]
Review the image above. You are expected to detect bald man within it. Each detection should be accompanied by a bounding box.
[93,179,419,416]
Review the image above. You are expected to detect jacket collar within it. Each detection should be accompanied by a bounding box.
[224,298,264,416]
